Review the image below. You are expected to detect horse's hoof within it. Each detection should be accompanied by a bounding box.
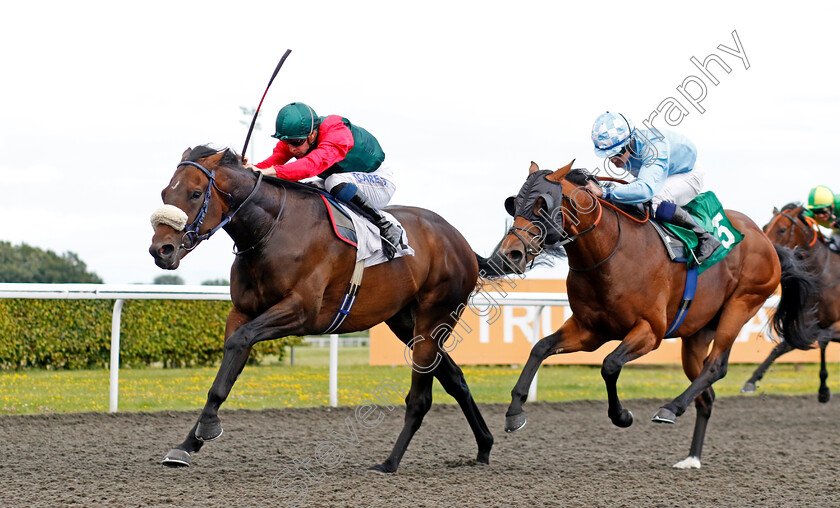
[741,382,756,393]
[651,407,676,424]
[818,388,830,403]
[368,463,396,474]
[195,421,224,442]
[504,412,527,433]
[611,409,634,428]
[161,448,191,467]
[672,456,701,469]
[476,442,492,464]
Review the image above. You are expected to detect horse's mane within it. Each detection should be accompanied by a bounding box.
[187,145,243,168]
[187,144,327,195]
[565,168,599,187]
[780,202,802,212]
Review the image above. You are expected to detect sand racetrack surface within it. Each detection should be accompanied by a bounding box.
[2,394,838,507]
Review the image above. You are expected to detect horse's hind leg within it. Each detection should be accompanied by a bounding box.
[741,341,793,393]
[435,352,494,464]
[818,340,830,403]
[654,297,766,424]
[373,307,493,471]
[506,317,600,433]
[672,329,716,469]
[369,332,437,474]
[674,387,714,469]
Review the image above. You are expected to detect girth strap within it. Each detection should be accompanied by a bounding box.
[664,264,699,338]
[323,260,365,334]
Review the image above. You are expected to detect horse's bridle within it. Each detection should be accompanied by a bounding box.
[508,187,608,270]
[768,210,836,282]
[177,160,263,251]
[767,210,819,248]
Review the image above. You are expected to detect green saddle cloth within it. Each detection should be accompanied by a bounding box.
[662,191,744,274]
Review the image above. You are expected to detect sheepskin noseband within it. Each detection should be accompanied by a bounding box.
[151,205,188,231]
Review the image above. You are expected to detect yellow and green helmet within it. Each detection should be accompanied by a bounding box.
[807,185,836,211]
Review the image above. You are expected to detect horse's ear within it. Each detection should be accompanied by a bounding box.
[528,161,540,174]
[773,206,779,215]
[546,159,575,182]
[202,150,226,167]
[504,196,516,217]
[181,147,192,161]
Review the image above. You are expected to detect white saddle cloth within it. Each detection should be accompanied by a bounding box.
[337,204,415,267]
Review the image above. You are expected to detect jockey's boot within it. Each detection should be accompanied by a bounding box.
[331,183,403,260]
[657,202,722,265]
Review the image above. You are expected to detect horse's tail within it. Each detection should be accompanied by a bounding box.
[771,244,821,350]
[475,251,518,278]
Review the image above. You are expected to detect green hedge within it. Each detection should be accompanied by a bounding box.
[0,299,301,370]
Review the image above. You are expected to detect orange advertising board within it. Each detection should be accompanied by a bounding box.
[370,279,836,366]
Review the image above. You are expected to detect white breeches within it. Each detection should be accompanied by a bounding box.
[651,162,705,213]
[324,165,396,208]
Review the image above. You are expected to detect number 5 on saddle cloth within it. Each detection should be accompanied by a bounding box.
[648,191,745,337]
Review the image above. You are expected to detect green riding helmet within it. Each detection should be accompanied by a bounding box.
[807,185,835,210]
[272,102,320,140]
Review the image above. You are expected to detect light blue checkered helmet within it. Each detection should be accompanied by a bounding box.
[591,111,635,158]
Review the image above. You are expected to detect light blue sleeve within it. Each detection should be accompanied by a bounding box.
[610,135,670,204]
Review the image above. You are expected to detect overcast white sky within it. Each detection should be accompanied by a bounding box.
[1,1,838,284]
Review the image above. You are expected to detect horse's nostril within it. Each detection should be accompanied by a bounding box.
[159,244,175,257]
[507,250,523,263]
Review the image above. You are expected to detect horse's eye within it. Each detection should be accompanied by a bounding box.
[190,190,202,200]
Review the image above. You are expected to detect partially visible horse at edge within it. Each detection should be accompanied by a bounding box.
[741,203,840,402]
[478,161,818,469]
[149,146,493,473]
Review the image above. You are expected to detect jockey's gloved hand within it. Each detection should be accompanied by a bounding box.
[600,182,615,200]
[832,217,840,229]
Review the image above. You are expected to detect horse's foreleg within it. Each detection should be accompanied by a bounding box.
[741,341,793,394]
[818,340,830,403]
[195,297,306,442]
[505,317,599,433]
[601,320,658,428]
[162,308,252,467]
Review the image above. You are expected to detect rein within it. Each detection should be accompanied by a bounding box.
[178,160,263,251]
[768,211,819,248]
[568,208,622,272]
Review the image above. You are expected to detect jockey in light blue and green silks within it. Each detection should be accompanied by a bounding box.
[588,111,721,264]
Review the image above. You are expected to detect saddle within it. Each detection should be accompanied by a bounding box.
[320,194,358,247]
[609,201,690,261]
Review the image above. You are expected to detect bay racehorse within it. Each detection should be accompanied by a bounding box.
[480,161,817,469]
[149,146,492,472]
[741,203,840,401]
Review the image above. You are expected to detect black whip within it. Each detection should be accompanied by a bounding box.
[241,49,292,158]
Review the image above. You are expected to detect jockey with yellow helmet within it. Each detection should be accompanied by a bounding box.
[804,185,840,251]
[248,102,404,259]
[586,111,721,264]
